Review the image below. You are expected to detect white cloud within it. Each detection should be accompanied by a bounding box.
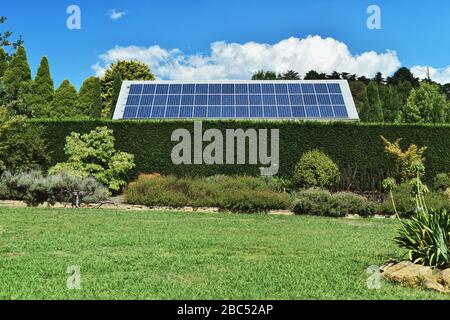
[92,35,402,80]
[109,9,126,20]
[411,65,450,84]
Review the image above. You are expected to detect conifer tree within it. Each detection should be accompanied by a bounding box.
[30,56,54,118]
[77,77,102,118]
[50,80,78,119]
[365,81,384,122]
[109,71,122,118]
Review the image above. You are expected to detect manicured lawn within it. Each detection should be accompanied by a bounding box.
[0,207,447,300]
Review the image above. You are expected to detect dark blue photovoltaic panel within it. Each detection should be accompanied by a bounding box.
[152,106,166,118]
[193,106,207,118]
[155,84,169,94]
[169,84,182,94]
[305,105,320,117]
[262,83,275,94]
[333,105,348,117]
[209,84,221,94]
[222,95,234,105]
[137,107,152,118]
[222,84,234,94]
[275,84,288,94]
[292,105,306,117]
[143,84,156,94]
[118,82,353,120]
[249,83,261,94]
[181,95,194,106]
[124,107,138,118]
[182,84,195,94]
[277,106,291,118]
[126,95,140,106]
[264,106,277,117]
[250,95,262,106]
[314,83,328,94]
[223,106,235,118]
[166,106,179,118]
[263,95,276,105]
[208,106,221,118]
[196,84,208,94]
[250,106,263,117]
[179,106,193,118]
[236,106,249,117]
[209,95,221,106]
[327,83,341,94]
[129,84,143,94]
[235,84,248,94]
[330,94,345,105]
[319,105,334,117]
[288,83,301,94]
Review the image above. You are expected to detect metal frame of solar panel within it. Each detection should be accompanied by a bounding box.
[113,80,359,121]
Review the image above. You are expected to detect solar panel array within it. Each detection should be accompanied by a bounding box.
[114,81,359,120]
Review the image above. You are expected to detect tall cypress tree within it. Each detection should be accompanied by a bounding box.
[30,56,54,118]
[50,80,78,119]
[77,77,102,118]
[2,45,31,115]
[109,71,122,118]
[365,81,384,122]
[0,47,6,78]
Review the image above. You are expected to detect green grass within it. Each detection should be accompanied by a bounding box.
[0,207,447,300]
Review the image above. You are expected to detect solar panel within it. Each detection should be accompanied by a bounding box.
[113,80,359,121]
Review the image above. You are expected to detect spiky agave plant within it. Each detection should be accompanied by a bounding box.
[394,160,450,268]
[394,209,450,268]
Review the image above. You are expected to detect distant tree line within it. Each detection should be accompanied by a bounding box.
[252,68,450,123]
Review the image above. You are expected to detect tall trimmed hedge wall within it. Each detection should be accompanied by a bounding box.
[30,120,450,190]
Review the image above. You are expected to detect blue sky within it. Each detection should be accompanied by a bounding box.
[1,0,449,88]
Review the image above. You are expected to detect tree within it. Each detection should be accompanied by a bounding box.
[401,82,449,123]
[387,67,419,87]
[77,77,102,118]
[251,70,278,80]
[379,85,401,122]
[2,46,32,115]
[110,71,122,118]
[0,16,24,53]
[280,70,300,80]
[49,127,135,192]
[0,47,6,77]
[326,71,341,80]
[100,60,155,117]
[304,70,327,80]
[50,80,79,119]
[349,81,367,115]
[29,56,54,118]
[373,72,385,84]
[361,81,384,122]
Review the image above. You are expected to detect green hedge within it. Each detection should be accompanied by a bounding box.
[29,120,450,191]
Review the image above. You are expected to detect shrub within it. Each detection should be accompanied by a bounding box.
[0,110,49,174]
[330,192,378,217]
[395,209,450,268]
[292,150,340,190]
[48,126,135,192]
[381,136,427,182]
[291,189,333,216]
[125,175,290,213]
[0,170,109,206]
[259,176,292,193]
[291,189,378,217]
[381,182,450,216]
[432,173,450,192]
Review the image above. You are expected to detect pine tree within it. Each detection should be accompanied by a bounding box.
[365,81,384,122]
[2,46,32,115]
[50,80,78,119]
[29,56,54,118]
[379,85,401,122]
[77,77,102,118]
[109,71,123,118]
[0,47,6,78]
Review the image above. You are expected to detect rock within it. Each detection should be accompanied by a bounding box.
[440,269,450,287]
[381,261,447,292]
